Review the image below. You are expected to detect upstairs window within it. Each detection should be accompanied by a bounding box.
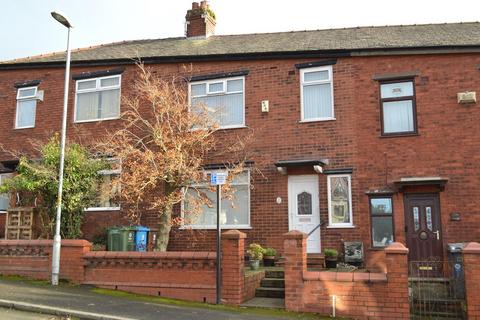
[380,80,417,135]
[190,77,245,129]
[300,66,334,121]
[75,75,121,122]
[15,86,37,129]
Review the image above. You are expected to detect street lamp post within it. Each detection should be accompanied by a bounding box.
[50,11,73,286]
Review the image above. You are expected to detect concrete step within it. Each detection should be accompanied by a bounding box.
[265,270,284,279]
[240,297,285,309]
[260,278,285,288]
[255,287,285,299]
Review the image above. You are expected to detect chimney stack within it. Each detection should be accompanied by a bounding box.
[185,1,216,38]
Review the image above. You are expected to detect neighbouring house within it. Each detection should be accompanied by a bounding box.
[0,1,479,271]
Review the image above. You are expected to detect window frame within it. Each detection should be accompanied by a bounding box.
[85,159,121,212]
[74,74,122,123]
[300,65,335,122]
[379,79,418,136]
[369,195,395,248]
[15,86,38,129]
[188,76,246,130]
[181,169,251,229]
[327,174,353,228]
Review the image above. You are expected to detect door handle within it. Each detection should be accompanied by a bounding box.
[433,230,440,240]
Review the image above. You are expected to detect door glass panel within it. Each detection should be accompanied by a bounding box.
[413,207,420,231]
[426,206,433,231]
[297,192,312,215]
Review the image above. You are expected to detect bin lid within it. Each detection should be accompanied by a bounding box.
[447,242,466,252]
[135,226,150,232]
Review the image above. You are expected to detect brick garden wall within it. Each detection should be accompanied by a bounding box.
[463,242,480,320]
[0,231,249,305]
[283,231,410,319]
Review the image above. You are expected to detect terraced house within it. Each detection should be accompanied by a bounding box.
[0,1,479,274]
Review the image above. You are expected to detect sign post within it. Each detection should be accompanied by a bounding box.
[210,171,227,305]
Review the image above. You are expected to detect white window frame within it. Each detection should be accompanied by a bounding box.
[74,74,122,123]
[181,169,251,229]
[327,174,354,228]
[300,65,335,122]
[15,86,38,129]
[0,173,13,213]
[85,159,121,212]
[188,76,246,129]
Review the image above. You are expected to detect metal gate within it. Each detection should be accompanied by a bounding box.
[409,259,466,319]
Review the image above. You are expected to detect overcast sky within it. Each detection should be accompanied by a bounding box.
[1,0,479,61]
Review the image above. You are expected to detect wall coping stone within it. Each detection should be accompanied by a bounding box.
[384,242,409,254]
[463,242,480,254]
[303,270,387,282]
[222,230,246,239]
[283,230,307,239]
[0,239,91,247]
[84,251,216,260]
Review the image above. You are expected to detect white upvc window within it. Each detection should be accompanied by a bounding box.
[189,77,245,129]
[300,66,334,122]
[85,159,121,211]
[182,170,250,229]
[75,75,121,123]
[0,173,12,212]
[15,86,38,129]
[327,174,353,228]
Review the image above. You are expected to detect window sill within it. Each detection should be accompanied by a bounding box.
[74,116,121,124]
[14,126,35,130]
[368,247,387,251]
[380,132,419,138]
[85,207,121,212]
[0,211,6,214]
[218,125,248,130]
[179,225,252,230]
[326,225,356,229]
[299,118,336,123]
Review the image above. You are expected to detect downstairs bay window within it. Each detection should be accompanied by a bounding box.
[86,161,121,211]
[327,174,353,227]
[370,196,394,248]
[0,173,12,212]
[183,170,250,229]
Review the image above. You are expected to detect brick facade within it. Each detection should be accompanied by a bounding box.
[463,242,480,319]
[0,51,479,269]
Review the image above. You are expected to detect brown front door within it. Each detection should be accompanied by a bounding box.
[404,193,443,274]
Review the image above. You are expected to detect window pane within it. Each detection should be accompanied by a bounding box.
[16,99,36,128]
[191,83,206,96]
[304,70,329,82]
[93,174,120,208]
[383,100,414,133]
[185,176,249,227]
[76,91,99,121]
[227,79,243,92]
[100,77,119,87]
[372,216,394,247]
[413,207,420,231]
[100,89,120,119]
[18,88,36,98]
[208,82,224,93]
[78,80,97,90]
[297,192,312,215]
[193,93,243,127]
[426,207,433,231]
[371,198,392,215]
[303,83,332,119]
[330,176,350,224]
[380,82,413,98]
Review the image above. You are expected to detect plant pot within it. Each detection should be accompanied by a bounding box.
[250,259,260,270]
[263,256,275,267]
[325,258,338,269]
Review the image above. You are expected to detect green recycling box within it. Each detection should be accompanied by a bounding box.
[107,227,136,251]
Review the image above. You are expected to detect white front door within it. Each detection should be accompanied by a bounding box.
[288,175,321,253]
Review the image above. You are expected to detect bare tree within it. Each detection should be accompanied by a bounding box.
[97,64,252,251]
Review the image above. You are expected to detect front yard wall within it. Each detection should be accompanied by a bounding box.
[0,53,480,270]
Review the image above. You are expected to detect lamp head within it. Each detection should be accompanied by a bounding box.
[51,11,73,28]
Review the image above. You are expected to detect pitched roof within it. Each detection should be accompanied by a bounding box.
[2,22,480,67]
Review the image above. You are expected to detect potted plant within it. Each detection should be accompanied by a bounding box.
[324,248,339,269]
[247,243,264,270]
[262,247,277,267]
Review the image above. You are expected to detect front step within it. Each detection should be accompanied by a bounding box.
[241,297,285,309]
[255,287,285,298]
[265,270,284,279]
[261,278,285,288]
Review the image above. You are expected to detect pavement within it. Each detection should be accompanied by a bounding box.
[0,278,308,320]
[0,307,61,320]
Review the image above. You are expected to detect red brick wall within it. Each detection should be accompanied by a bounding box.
[463,242,480,319]
[243,270,265,302]
[283,231,410,319]
[1,53,479,268]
